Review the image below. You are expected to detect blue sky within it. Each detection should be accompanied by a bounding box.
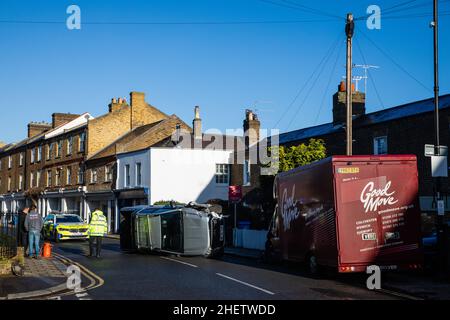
[0,0,449,143]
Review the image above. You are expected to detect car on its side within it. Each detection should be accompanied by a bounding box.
[42,213,89,242]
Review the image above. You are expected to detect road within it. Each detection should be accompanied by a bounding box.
[51,238,400,300]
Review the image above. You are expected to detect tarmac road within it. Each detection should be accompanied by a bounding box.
[51,238,400,300]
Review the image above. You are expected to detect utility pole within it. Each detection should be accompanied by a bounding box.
[345,13,354,156]
[432,0,446,275]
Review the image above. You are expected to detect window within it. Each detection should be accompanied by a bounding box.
[136,163,142,186]
[243,160,251,186]
[8,156,12,169]
[36,171,41,187]
[91,169,98,184]
[374,136,388,155]
[37,146,42,162]
[19,175,23,190]
[105,165,113,182]
[67,167,72,185]
[8,177,11,191]
[56,140,63,158]
[30,172,34,188]
[67,137,73,155]
[78,168,84,184]
[30,148,35,163]
[215,164,230,184]
[125,164,130,187]
[19,153,24,166]
[47,143,54,160]
[79,132,86,153]
[47,170,52,187]
[55,168,61,186]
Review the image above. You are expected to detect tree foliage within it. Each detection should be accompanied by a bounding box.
[274,138,326,173]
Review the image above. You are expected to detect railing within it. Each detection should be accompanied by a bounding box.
[0,213,18,259]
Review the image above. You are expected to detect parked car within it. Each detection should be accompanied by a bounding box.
[266,155,423,274]
[120,202,225,258]
[42,213,89,242]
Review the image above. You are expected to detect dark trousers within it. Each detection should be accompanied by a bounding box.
[89,236,103,257]
[18,231,28,249]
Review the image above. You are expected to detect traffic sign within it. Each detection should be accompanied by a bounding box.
[425,144,448,157]
[425,144,435,157]
[228,185,243,203]
[431,155,448,177]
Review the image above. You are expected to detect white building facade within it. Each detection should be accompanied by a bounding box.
[115,147,233,218]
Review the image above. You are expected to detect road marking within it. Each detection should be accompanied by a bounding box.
[161,256,198,268]
[215,273,275,295]
[377,288,423,301]
[47,296,61,300]
[76,292,89,298]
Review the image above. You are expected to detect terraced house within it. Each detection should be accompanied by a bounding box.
[0,91,169,231]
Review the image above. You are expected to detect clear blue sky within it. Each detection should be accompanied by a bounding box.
[0,0,449,143]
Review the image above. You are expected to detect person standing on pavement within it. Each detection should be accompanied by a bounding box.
[24,205,43,259]
[88,208,108,258]
[17,207,30,253]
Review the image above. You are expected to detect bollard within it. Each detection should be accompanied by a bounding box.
[42,242,52,258]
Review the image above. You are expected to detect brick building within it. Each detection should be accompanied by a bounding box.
[276,82,450,212]
[0,91,170,229]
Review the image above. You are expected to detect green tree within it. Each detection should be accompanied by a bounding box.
[274,138,326,172]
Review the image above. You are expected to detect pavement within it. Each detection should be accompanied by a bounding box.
[0,255,68,300]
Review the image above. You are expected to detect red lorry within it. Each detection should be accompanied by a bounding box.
[266,155,423,274]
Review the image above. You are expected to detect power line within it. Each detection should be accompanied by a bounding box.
[355,0,450,20]
[0,18,340,25]
[286,34,342,130]
[256,0,342,20]
[273,32,342,129]
[314,38,344,125]
[357,26,432,94]
[279,0,343,19]
[354,38,386,110]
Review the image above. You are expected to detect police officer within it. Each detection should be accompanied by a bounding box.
[88,208,108,258]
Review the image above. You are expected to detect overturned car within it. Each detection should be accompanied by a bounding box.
[120,202,225,258]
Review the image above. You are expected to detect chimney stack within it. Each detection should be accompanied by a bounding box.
[52,113,80,128]
[193,106,202,141]
[109,97,128,113]
[332,81,365,124]
[244,109,260,149]
[28,122,52,138]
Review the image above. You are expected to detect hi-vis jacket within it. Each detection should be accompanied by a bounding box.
[89,210,108,237]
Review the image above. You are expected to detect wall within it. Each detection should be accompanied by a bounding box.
[149,148,233,204]
[117,149,151,191]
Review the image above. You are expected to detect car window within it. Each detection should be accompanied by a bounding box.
[56,215,82,223]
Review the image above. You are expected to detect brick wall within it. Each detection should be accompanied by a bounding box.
[87,92,168,158]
